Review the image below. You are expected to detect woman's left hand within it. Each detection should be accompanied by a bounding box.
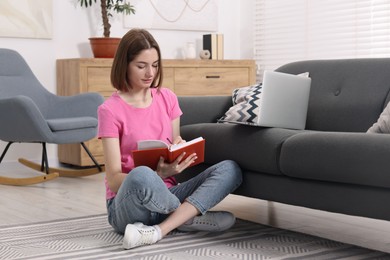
[156,151,197,179]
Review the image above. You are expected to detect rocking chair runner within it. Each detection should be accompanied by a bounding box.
[0,48,105,185]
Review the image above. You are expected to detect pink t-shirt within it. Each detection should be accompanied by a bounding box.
[98,87,183,200]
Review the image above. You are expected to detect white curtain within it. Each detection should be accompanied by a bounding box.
[254,0,390,79]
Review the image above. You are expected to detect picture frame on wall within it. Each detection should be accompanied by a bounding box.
[0,0,52,39]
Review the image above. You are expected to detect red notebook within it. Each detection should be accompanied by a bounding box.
[132,137,205,170]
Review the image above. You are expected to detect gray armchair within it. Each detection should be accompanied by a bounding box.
[0,48,104,185]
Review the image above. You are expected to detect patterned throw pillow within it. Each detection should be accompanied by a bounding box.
[367,101,390,133]
[218,83,263,126]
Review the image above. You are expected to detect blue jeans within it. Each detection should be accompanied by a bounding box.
[106,160,242,233]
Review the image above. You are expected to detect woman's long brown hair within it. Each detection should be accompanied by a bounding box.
[111,28,163,92]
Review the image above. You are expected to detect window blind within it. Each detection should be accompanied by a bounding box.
[254,0,390,79]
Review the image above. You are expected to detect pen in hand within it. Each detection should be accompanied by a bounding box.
[167,137,173,144]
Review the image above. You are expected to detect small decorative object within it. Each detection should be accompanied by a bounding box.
[199,49,211,60]
[185,42,197,59]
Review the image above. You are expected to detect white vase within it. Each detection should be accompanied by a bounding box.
[185,42,196,59]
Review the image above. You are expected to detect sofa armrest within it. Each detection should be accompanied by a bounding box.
[178,96,232,126]
[49,92,104,119]
[0,96,52,142]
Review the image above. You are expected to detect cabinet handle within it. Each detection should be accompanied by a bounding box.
[206,75,221,79]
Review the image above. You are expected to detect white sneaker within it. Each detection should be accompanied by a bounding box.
[177,211,236,232]
[123,222,161,249]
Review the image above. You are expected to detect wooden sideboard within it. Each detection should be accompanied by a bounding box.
[56,58,256,166]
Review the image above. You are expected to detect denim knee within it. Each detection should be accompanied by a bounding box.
[124,166,158,188]
[219,160,243,186]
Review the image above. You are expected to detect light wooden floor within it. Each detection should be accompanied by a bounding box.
[1,162,390,254]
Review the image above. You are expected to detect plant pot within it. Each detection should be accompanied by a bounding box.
[89,37,121,58]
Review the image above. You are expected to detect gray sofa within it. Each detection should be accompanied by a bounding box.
[177,58,390,222]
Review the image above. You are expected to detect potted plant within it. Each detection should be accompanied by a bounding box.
[79,0,136,58]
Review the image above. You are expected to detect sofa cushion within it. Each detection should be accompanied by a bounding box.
[179,96,232,126]
[279,131,390,189]
[181,123,302,175]
[276,59,390,132]
[46,117,97,131]
[367,101,390,133]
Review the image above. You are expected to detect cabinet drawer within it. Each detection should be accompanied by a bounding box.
[87,67,112,92]
[174,68,250,96]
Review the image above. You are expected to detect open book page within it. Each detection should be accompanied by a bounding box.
[169,137,204,151]
[137,140,169,150]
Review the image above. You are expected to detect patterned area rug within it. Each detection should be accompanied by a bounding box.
[0,214,389,260]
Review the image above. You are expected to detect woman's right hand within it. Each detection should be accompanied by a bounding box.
[156,152,197,179]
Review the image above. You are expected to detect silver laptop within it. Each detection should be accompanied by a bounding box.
[257,70,312,130]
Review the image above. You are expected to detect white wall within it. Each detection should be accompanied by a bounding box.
[0,0,254,163]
